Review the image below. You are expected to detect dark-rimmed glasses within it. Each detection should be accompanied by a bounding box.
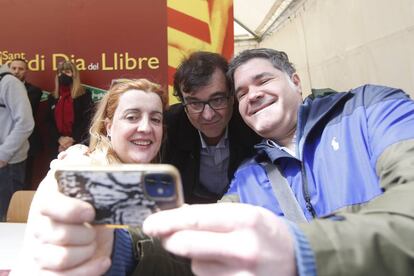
[183,95,231,114]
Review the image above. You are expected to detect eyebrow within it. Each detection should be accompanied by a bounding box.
[122,108,163,115]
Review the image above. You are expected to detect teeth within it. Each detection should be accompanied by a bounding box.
[132,140,151,146]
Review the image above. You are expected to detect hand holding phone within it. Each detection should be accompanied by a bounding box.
[55,164,183,226]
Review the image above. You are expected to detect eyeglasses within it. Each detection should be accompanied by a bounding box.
[183,95,231,114]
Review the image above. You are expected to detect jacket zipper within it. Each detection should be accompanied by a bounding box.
[301,162,317,218]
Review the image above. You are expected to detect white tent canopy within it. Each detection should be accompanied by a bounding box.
[234,0,303,42]
[234,0,414,97]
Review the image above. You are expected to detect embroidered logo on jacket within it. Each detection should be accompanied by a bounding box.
[331,137,340,151]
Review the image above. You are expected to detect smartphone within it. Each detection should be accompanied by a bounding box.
[55,164,184,226]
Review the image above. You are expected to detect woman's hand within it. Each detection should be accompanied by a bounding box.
[58,136,75,152]
[11,170,114,276]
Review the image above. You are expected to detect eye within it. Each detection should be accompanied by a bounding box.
[259,78,271,85]
[125,113,139,121]
[151,116,162,124]
[189,102,204,109]
[210,97,225,105]
[236,90,247,101]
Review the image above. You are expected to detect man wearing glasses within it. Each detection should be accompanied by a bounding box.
[163,51,260,204]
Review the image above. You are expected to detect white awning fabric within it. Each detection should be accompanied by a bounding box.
[234,0,303,42]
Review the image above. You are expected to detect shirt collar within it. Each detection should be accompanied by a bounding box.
[265,133,297,158]
[198,127,229,149]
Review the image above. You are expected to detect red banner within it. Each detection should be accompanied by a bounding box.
[1,0,168,92]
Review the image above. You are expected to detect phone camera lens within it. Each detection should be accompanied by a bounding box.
[144,174,175,200]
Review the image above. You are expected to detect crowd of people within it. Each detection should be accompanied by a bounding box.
[2,48,414,275]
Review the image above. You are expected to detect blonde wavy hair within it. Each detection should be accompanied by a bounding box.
[88,79,168,164]
[52,60,85,99]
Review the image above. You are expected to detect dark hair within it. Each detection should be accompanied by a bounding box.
[173,51,229,102]
[227,48,296,93]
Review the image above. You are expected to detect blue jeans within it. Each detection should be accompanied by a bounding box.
[0,160,26,221]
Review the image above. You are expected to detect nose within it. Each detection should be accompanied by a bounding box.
[137,116,151,133]
[247,86,263,102]
[200,104,216,121]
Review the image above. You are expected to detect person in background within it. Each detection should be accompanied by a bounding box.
[163,51,260,203]
[47,60,93,157]
[9,58,42,189]
[0,64,34,221]
[11,79,182,275]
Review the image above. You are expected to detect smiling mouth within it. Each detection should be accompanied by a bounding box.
[248,100,276,116]
[131,140,152,146]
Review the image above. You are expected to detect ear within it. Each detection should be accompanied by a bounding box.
[104,118,112,136]
[291,73,302,95]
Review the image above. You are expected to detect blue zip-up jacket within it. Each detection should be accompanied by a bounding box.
[223,84,414,275]
[226,84,414,219]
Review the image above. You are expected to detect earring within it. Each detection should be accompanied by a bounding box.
[107,133,111,141]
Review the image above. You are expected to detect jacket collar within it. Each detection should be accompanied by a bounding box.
[255,139,293,163]
[300,91,350,140]
[255,91,351,162]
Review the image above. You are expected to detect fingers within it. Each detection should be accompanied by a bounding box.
[66,144,89,154]
[27,223,114,273]
[143,203,262,236]
[63,141,74,148]
[20,166,113,275]
[39,256,111,276]
[33,242,97,270]
[161,228,260,263]
[29,194,98,271]
[144,203,297,276]
[57,150,67,160]
[39,189,95,224]
[161,230,230,259]
[29,171,94,225]
[191,259,252,276]
[32,217,96,246]
[51,144,92,169]
[58,137,74,151]
[58,145,66,153]
[58,136,65,145]
[58,136,70,146]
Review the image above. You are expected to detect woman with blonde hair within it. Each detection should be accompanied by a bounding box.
[87,78,167,164]
[13,79,169,275]
[47,60,93,156]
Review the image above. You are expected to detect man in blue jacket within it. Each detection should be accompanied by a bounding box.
[143,48,414,275]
